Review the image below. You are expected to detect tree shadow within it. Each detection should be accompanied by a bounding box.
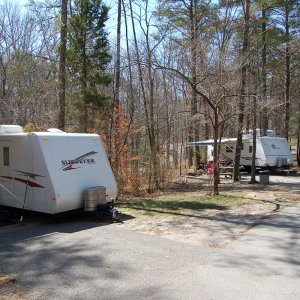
[116,199,278,231]
[0,214,162,300]
[0,208,134,241]
[212,208,300,277]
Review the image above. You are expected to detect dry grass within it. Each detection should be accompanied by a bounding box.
[0,275,17,286]
[0,275,29,300]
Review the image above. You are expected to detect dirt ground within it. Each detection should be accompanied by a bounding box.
[114,172,300,248]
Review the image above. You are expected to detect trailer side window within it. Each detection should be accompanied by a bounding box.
[249,146,253,153]
[226,146,233,153]
[3,147,9,166]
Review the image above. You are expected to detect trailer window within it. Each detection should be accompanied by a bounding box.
[226,146,233,153]
[3,147,9,166]
[249,146,253,153]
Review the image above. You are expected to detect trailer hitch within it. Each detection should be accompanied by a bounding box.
[95,201,121,221]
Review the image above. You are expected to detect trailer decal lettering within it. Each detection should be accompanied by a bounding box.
[60,151,97,171]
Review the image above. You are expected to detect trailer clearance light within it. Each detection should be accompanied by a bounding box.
[42,137,48,141]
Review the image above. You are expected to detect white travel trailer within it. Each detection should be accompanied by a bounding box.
[188,129,293,170]
[0,125,117,214]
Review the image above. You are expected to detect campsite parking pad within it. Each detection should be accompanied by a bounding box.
[0,173,299,299]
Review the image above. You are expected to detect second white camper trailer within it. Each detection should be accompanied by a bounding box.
[0,125,117,214]
[189,129,292,170]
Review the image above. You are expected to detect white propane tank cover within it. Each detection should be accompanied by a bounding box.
[256,128,261,137]
[0,125,23,134]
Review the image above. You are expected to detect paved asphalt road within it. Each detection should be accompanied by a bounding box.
[0,203,299,300]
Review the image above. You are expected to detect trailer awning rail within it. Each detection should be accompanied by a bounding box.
[187,138,236,146]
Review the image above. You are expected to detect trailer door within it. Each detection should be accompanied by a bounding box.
[0,141,15,206]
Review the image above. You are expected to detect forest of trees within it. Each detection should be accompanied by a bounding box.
[0,0,299,195]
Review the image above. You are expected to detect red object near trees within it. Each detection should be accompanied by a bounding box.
[207,161,214,174]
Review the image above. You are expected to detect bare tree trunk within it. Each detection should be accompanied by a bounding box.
[122,0,135,151]
[146,42,159,190]
[261,6,268,136]
[188,125,194,167]
[188,0,196,167]
[250,94,257,183]
[186,0,201,167]
[129,0,159,190]
[284,5,290,140]
[0,56,7,100]
[297,129,300,166]
[234,0,250,181]
[113,0,122,173]
[213,109,219,195]
[122,0,134,120]
[58,0,68,131]
[81,32,88,132]
[1,78,5,98]
[144,1,159,189]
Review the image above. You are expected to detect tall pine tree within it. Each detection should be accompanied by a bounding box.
[68,0,111,132]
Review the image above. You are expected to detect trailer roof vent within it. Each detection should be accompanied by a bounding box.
[0,125,23,134]
[47,128,65,133]
[266,130,276,137]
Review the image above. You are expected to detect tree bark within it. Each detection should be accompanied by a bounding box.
[58,0,68,131]
[82,31,88,132]
[113,0,122,173]
[188,0,200,168]
[213,109,219,195]
[297,129,300,166]
[233,0,250,181]
[261,7,268,136]
[250,94,257,183]
[284,5,290,140]
[129,0,159,190]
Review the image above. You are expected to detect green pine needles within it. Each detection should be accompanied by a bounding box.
[68,0,112,132]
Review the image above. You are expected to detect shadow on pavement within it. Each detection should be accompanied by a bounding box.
[213,207,300,277]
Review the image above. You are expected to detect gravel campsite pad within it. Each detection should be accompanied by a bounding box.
[114,173,300,248]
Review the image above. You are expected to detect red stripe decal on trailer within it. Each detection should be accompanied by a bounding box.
[1,176,45,188]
